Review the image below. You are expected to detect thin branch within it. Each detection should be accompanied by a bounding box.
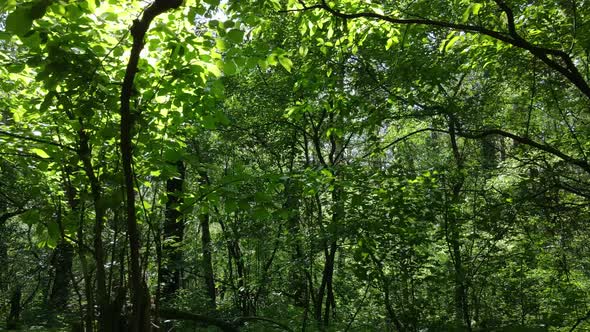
[289,0,590,99]
[360,127,435,159]
[494,0,518,37]
[360,127,590,174]
[458,128,590,173]
[0,209,28,224]
[570,311,590,331]
[0,130,77,152]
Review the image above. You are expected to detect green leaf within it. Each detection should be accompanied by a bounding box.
[100,126,117,139]
[278,55,293,73]
[6,8,33,36]
[472,3,482,15]
[31,148,50,159]
[206,62,222,77]
[209,20,219,28]
[223,60,237,75]
[164,149,183,162]
[298,45,308,57]
[445,35,461,51]
[202,114,217,129]
[461,6,471,23]
[6,63,25,73]
[385,36,398,51]
[267,54,278,66]
[462,3,483,22]
[100,11,118,21]
[21,210,40,225]
[47,220,60,240]
[227,29,244,43]
[321,168,333,178]
[215,110,230,125]
[211,79,224,97]
[81,0,96,12]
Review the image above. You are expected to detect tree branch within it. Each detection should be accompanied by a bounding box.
[0,130,77,152]
[290,0,590,99]
[457,128,590,174]
[0,209,28,224]
[361,127,590,174]
[570,311,590,331]
[119,0,183,331]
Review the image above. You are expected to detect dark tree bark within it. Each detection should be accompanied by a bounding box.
[77,126,111,332]
[317,241,337,326]
[48,241,74,312]
[447,119,472,331]
[197,168,216,308]
[0,211,19,294]
[6,285,22,329]
[200,210,216,308]
[286,184,306,306]
[160,160,186,301]
[312,192,339,328]
[0,211,27,291]
[118,1,183,330]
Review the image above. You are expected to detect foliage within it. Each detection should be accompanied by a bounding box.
[1,0,590,331]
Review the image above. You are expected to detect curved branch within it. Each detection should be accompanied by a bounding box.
[362,127,590,174]
[494,0,517,37]
[0,209,28,224]
[457,128,590,174]
[0,130,77,152]
[119,0,183,331]
[291,0,590,99]
[360,127,437,159]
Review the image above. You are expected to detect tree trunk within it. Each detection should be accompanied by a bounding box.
[119,2,183,329]
[78,128,111,332]
[322,242,337,326]
[160,160,186,301]
[0,214,8,294]
[314,182,342,327]
[6,285,22,329]
[49,241,74,312]
[448,119,472,331]
[200,211,216,308]
[197,168,216,308]
[284,177,306,306]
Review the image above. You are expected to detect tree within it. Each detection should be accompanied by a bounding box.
[2,0,590,331]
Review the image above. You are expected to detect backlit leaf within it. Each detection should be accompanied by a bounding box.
[31,148,50,159]
[278,56,293,73]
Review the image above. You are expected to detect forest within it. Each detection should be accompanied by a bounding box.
[1,0,590,331]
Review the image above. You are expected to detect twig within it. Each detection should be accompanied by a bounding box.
[0,129,77,152]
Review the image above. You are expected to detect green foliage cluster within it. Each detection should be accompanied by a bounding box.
[1,0,590,331]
